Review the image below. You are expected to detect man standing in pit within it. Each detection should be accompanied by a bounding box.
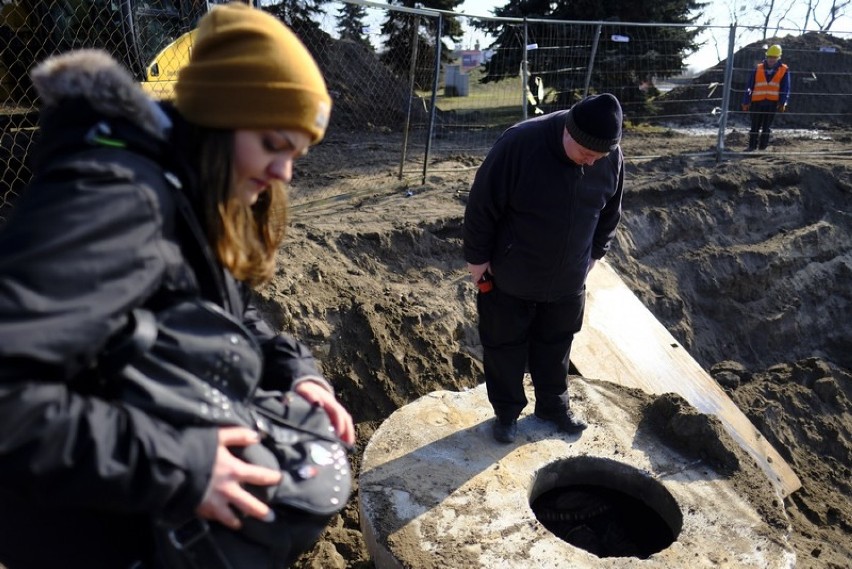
[742,44,790,151]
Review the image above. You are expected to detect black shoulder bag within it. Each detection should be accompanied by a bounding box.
[102,298,352,569]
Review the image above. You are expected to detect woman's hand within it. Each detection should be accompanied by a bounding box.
[294,380,355,447]
[196,427,282,529]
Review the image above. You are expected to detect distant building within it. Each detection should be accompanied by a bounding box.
[456,40,492,72]
[459,49,484,71]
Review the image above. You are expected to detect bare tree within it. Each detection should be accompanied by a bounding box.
[811,0,852,30]
[755,0,781,38]
[802,0,817,31]
[723,0,786,39]
[773,0,797,34]
[724,1,763,56]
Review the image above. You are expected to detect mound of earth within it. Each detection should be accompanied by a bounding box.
[656,32,852,128]
[264,134,851,568]
[292,25,425,135]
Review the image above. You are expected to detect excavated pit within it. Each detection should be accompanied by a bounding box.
[263,156,850,567]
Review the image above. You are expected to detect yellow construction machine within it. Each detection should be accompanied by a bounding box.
[0,0,237,106]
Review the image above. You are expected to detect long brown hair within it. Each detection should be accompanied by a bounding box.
[185,125,288,287]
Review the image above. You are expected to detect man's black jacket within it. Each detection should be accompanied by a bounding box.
[463,110,624,302]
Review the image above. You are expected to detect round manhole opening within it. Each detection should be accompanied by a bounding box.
[530,456,682,559]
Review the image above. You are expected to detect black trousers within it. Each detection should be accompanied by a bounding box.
[477,285,585,421]
[748,100,778,149]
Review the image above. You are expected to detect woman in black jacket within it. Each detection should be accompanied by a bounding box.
[0,4,353,567]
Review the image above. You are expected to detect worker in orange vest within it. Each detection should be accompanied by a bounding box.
[741,44,790,151]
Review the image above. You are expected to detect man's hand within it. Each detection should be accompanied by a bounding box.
[467,262,490,285]
[778,103,787,112]
[196,427,282,529]
[741,103,750,112]
[587,258,597,276]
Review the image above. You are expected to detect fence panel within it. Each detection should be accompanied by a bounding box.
[0,0,441,218]
[0,0,222,220]
[430,18,721,156]
[727,30,852,131]
[428,17,852,160]
[290,1,439,202]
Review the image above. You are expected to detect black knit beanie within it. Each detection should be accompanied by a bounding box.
[564,93,623,153]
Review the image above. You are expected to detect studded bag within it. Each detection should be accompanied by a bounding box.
[101,298,351,568]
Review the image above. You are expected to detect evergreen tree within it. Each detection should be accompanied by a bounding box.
[380,0,465,90]
[478,0,707,112]
[261,0,325,37]
[337,2,372,50]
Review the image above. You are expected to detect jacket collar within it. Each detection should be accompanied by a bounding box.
[30,50,172,169]
[31,49,170,140]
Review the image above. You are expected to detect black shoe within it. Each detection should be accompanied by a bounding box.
[492,418,518,443]
[534,409,588,434]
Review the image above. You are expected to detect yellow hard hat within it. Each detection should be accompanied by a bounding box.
[766,44,782,57]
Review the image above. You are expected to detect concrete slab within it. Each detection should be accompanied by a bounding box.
[360,378,795,569]
[572,260,801,497]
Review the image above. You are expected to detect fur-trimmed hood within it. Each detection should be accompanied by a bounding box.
[31,49,171,141]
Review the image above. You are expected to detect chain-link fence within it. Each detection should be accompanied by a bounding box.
[420,13,852,159]
[0,0,231,222]
[2,0,851,223]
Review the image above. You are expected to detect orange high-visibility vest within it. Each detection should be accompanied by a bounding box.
[751,63,788,102]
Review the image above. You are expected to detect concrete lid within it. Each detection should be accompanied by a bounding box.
[359,377,795,568]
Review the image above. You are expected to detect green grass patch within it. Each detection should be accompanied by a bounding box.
[422,68,526,112]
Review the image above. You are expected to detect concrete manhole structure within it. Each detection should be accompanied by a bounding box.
[359,377,795,568]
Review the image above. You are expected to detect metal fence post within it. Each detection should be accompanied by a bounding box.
[522,17,529,121]
[715,24,737,162]
[398,15,421,180]
[583,23,602,97]
[422,13,443,185]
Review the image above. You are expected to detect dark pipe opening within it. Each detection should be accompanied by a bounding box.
[530,456,682,559]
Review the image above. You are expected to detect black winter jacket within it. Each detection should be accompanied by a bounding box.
[0,51,325,568]
[463,110,624,302]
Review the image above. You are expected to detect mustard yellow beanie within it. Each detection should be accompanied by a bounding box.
[175,2,331,143]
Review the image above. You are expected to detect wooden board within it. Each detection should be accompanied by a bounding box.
[571,260,801,497]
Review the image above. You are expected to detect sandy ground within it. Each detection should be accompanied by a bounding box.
[266,130,852,569]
